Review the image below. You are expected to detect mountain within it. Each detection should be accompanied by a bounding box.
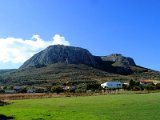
[0,45,160,86]
[19,45,137,75]
[20,45,99,69]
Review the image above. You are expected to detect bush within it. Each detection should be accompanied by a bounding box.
[0,89,4,93]
[129,80,140,90]
[18,87,27,93]
[144,84,156,90]
[122,84,130,90]
[156,83,160,89]
[35,64,46,68]
[0,100,8,106]
[35,88,46,93]
[75,83,87,93]
[132,86,141,91]
[51,86,64,94]
[87,83,101,91]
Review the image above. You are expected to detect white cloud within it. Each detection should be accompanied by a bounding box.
[52,34,70,46]
[0,34,70,65]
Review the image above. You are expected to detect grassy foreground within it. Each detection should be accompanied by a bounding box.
[0,93,160,120]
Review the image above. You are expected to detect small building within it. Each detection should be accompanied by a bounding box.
[140,80,160,85]
[101,81,123,89]
[140,80,153,85]
[123,82,129,86]
[4,90,16,94]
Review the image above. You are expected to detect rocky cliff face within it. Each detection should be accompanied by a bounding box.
[101,54,136,67]
[20,45,99,69]
[19,45,137,75]
[100,54,137,75]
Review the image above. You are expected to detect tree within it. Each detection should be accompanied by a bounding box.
[129,79,136,90]
[35,88,46,93]
[75,83,87,93]
[46,86,52,93]
[51,86,64,94]
[87,83,101,91]
[19,87,27,93]
[0,89,4,93]
[156,83,160,90]
[122,84,129,90]
[132,86,141,91]
[0,100,5,106]
[144,84,156,91]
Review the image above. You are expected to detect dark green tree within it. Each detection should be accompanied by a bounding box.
[129,79,136,90]
[156,83,160,90]
[51,86,64,94]
[75,83,87,93]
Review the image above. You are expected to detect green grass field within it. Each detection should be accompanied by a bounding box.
[1,93,160,120]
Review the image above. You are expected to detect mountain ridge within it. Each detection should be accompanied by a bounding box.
[20,45,138,75]
[0,45,160,86]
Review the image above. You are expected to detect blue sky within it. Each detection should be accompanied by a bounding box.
[0,0,160,70]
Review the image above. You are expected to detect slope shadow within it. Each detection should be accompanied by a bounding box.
[0,114,14,120]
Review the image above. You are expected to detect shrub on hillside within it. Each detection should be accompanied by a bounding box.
[156,83,160,90]
[144,84,156,90]
[51,86,64,94]
[35,64,47,68]
[20,87,27,93]
[129,79,140,90]
[132,86,141,91]
[0,89,4,93]
[75,83,87,93]
[86,83,101,91]
[35,88,46,93]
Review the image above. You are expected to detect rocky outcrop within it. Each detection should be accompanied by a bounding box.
[101,54,136,67]
[100,54,136,75]
[20,45,99,69]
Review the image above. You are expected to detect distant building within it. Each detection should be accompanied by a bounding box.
[101,81,123,89]
[140,80,160,85]
[5,90,16,94]
[123,83,129,85]
[140,80,153,85]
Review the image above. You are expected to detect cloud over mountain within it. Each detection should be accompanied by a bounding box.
[0,34,70,64]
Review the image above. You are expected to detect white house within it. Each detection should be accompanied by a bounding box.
[101,81,123,89]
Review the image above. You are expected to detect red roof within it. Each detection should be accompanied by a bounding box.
[140,80,153,83]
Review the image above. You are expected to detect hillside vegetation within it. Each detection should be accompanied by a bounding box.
[1,63,160,86]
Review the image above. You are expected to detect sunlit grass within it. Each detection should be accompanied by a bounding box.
[1,93,160,120]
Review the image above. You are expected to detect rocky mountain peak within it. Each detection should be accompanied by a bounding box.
[101,53,136,67]
[20,45,98,69]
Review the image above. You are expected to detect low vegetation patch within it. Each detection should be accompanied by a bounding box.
[0,100,8,106]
